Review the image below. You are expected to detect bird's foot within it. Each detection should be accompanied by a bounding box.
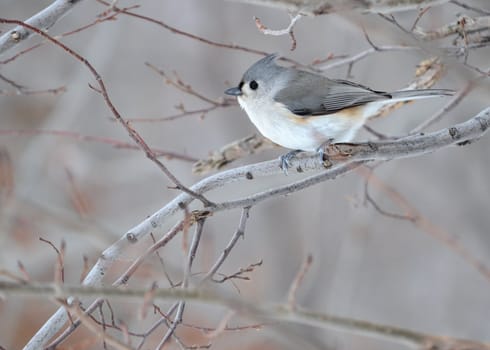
[279,150,301,175]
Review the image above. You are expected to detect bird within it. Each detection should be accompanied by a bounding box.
[224,53,454,172]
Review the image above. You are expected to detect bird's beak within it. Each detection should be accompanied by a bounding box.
[224,86,242,96]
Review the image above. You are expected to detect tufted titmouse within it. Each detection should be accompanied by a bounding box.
[225,53,454,171]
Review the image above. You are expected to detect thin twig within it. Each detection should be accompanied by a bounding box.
[46,298,105,350]
[203,311,235,339]
[150,233,175,287]
[57,299,133,350]
[449,0,490,15]
[135,62,238,123]
[136,303,179,350]
[318,44,420,73]
[115,220,185,286]
[379,13,413,35]
[95,0,306,67]
[201,207,251,283]
[127,105,232,123]
[140,282,158,320]
[413,15,490,41]
[212,260,263,284]
[0,6,134,65]
[0,73,25,89]
[16,261,30,282]
[0,85,66,96]
[360,166,490,281]
[145,63,223,105]
[157,219,206,349]
[254,13,303,51]
[0,268,27,283]
[80,255,90,283]
[97,303,108,349]
[39,238,66,284]
[287,254,313,310]
[155,305,262,334]
[0,128,197,162]
[410,6,432,32]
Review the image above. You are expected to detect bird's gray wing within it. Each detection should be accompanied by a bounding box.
[274,71,392,116]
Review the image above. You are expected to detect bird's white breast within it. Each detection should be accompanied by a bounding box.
[238,96,368,151]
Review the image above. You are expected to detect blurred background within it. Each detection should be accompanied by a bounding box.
[0,0,489,349]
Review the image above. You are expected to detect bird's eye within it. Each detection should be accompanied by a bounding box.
[249,80,258,90]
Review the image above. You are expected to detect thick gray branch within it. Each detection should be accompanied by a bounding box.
[227,0,450,16]
[0,0,84,55]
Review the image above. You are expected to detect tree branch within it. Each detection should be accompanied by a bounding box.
[227,0,451,16]
[201,207,251,283]
[0,0,85,55]
[4,281,489,350]
[157,218,206,349]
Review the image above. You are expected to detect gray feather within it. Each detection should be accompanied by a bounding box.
[388,89,454,99]
[242,53,286,85]
[274,71,392,116]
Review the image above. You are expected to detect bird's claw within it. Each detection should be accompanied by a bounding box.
[279,150,301,175]
[280,141,334,175]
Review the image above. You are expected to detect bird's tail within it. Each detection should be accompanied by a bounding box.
[388,89,455,103]
[360,88,454,121]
